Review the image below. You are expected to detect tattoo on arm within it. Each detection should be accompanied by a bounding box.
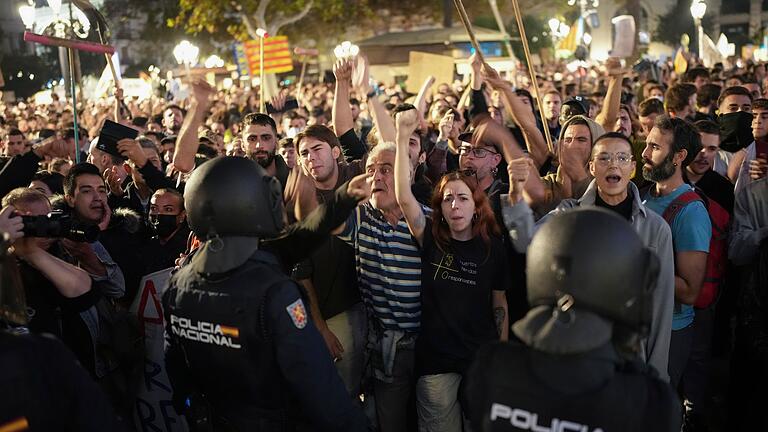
[494,307,506,336]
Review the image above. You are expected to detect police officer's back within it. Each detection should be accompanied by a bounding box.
[464,208,681,432]
[162,157,366,431]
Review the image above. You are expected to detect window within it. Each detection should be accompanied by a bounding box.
[722,0,750,14]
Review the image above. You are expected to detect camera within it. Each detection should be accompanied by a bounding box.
[21,211,100,243]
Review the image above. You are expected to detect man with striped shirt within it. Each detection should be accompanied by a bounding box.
[337,142,429,432]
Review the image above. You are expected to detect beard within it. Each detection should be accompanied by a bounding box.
[642,151,677,183]
[248,149,276,168]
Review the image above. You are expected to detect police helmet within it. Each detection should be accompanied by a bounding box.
[184,156,284,239]
[525,207,658,335]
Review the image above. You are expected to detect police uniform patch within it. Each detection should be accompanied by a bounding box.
[286,299,307,329]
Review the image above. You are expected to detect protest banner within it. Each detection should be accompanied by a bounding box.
[406,51,454,94]
[130,267,188,432]
[610,15,636,59]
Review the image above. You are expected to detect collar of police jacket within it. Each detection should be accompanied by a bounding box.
[191,236,263,275]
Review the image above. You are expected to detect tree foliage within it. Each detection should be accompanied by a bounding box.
[654,0,713,48]
[170,0,569,53]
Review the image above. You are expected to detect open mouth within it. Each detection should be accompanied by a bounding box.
[605,174,622,184]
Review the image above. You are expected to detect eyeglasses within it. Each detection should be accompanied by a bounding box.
[593,152,633,167]
[458,146,498,158]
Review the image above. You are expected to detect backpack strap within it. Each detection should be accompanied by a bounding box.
[661,190,702,225]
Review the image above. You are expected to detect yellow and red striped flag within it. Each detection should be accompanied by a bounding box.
[242,36,293,75]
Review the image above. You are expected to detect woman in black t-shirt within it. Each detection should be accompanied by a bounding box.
[395,109,509,432]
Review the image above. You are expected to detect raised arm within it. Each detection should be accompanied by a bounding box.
[173,78,214,173]
[481,64,550,168]
[474,114,545,204]
[414,76,436,117]
[394,109,426,245]
[595,57,625,132]
[13,240,92,298]
[355,55,396,143]
[332,59,355,137]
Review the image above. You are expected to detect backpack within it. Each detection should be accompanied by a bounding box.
[662,188,730,309]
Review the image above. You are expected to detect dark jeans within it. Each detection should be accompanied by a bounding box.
[373,345,415,432]
[669,322,695,392]
[682,307,715,417]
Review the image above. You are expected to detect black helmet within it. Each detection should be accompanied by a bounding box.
[525,207,658,334]
[184,156,284,239]
[513,208,659,355]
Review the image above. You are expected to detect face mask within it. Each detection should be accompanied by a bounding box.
[719,111,754,152]
[149,214,179,238]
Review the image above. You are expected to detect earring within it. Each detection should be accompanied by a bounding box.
[472,213,478,221]
[673,162,678,167]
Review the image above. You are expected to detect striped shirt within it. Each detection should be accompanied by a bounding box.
[338,203,429,332]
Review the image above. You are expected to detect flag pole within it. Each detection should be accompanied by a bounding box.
[452,0,485,63]
[510,0,554,153]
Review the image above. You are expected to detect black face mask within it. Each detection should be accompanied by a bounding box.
[149,214,179,238]
[719,111,754,152]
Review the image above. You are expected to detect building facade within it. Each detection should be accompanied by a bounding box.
[589,0,762,61]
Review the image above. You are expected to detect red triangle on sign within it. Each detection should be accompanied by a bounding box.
[137,280,164,334]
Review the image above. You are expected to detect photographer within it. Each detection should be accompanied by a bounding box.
[61,164,126,302]
[0,225,127,431]
[1,189,98,372]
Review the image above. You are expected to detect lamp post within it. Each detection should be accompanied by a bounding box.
[18,0,91,95]
[19,0,91,161]
[690,0,707,60]
[254,28,269,113]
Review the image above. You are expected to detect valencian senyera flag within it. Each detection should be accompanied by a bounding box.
[236,36,294,76]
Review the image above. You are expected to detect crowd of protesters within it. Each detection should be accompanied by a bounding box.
[1,46,767,432]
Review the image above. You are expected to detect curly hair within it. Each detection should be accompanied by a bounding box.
[430,171,500,255]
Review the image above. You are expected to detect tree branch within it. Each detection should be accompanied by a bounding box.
[255,0,270,29]
[268,1,313,35]
[242,12,260,40]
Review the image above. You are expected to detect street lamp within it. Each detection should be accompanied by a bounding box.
[18,5,36,29]
[334,41,359,59]
[173,40,200,78]
[548,18,560,35]
[204,55,225,69]
[690,0,707,59]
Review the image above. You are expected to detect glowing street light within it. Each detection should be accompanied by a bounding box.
[583,32,592,45]
[548,18,560,34]
[173,40,200,77]
[690,0,707,58]
[690,0,706,20]
[334,41,359,59]
[204,55,225,69]
[18,5,36,29]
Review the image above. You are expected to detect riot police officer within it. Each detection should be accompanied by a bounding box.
[162,156,367,431]
[464,207,681,431]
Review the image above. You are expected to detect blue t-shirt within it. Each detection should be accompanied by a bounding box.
[643,184,711,330]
